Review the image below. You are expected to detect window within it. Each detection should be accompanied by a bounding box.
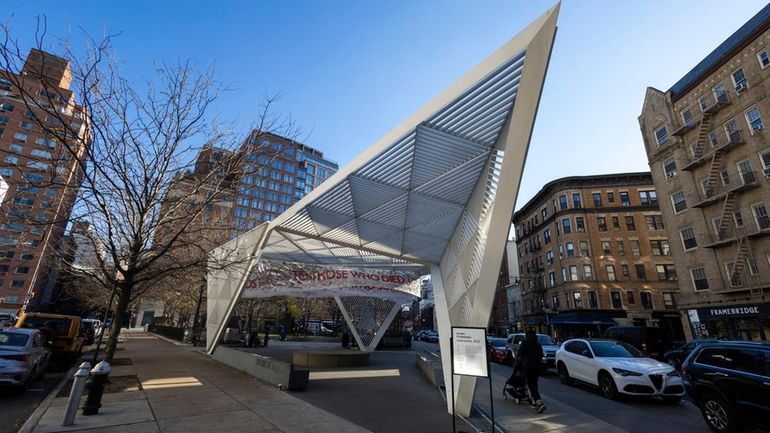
[656,264,677,281]
[572,193,582,208]
[588,291,599,309]
[606,265,616,281]
[680,227,697,250]
[654,125,669,146]
[662,293,675,309]
[627,291,635,305]
[671,191,687,213]
[0,103,14,112]
[549,272,557,287]
[583,264,593,280]
[630,240,640,256]
[610,291,622,309]
[566,242,575,257]
[635,264,646,280]
[573,292,583,309]
[562,218,571,234]
[544,228,551,243]
[650,240,671,256]
[620,192,630,206]
[663,157,677,179]
[575,217,585,232]
[13,197,34,206]
[708,130,718,146]
[752,202,770,230]
[602,241,612,255]
[15,266,29,274]
[616,240,625,255]
[558,244,563,260]
[625,216,635,231]
[681,109,694,127]
[612,216,620,229]
[734,210,744,228]
[11,280,24,288]
[546,250,553,265]
[644,215,664,230]
[597,217,607,232]
[541,207,548,220]
[621,264,629,277]
[593,193,602,207]
[19,121,32,130]
[14,132,28,142]
[4,155,18,164]
[607,192,615,203]
[760,148,770,175]
[559,195,568,210]
[639,190,657,206]
[569,265,578,281]
[744,106,763,133]
[579,241,589,257]
[640,292,654,309]
[758,50,770,68]
[690,268,709,292]
[732,67,748,91]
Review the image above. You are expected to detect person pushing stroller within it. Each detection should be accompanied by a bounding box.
[505,329,545,413]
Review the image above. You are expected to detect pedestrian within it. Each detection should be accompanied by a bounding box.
[263,324,270,347]
[516,329,545,413]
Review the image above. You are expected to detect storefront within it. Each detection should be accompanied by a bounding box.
[686,303,770,341]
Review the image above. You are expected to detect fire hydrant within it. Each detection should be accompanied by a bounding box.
[82,360,111,415]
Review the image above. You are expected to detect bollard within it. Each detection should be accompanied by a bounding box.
[82,361,111,416]
[63,362,92,426]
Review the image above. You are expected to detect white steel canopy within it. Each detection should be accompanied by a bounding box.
[206,4,559,418]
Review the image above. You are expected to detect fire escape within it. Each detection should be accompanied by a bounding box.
[677,91,764,295]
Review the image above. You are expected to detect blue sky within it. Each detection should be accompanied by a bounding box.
[4,0,768,210]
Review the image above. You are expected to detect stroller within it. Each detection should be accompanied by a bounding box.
[503,363,530,405]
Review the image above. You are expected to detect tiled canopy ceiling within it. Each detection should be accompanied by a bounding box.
[261,51,526,268]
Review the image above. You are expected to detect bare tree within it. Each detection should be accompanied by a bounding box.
[0,19,297,360]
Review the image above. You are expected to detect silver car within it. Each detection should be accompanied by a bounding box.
[0,328,52,392]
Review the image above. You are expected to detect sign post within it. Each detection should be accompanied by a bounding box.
[450,326,494,433]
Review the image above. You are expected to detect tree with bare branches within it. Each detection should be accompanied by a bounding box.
[0,20,296,360]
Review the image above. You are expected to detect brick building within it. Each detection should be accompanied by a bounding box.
[639,4,770,341]
[512,173,683,340]
[0,50,90,313]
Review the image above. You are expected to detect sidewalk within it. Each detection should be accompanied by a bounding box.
[27,334,370,433]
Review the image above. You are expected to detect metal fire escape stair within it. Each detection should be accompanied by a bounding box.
[704,151,724,198]
[692,112,712,159]
[716,193,736,240]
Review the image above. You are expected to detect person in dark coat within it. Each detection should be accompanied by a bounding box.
[516,329,545,412]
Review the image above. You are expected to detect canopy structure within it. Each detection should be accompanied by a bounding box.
[206,4,558,417]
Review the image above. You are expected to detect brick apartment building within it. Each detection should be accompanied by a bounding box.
[0,50,89,313]
[512,173,684,340]
[639,4,770,341]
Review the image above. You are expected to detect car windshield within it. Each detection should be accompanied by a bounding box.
[0,332,29,346]
[589,341,644,358]
[19,317,72,337]
[537,335,554,345]
[488,339,506,347]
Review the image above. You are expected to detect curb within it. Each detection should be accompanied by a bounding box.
[17,364,77,433]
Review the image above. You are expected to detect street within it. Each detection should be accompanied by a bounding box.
[412,340,710,433]
[0,369,66,433]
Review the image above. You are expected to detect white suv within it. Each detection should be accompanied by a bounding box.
[555,338,684,403]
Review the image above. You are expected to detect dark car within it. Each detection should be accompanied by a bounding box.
[681,341,770,433]
[664,339,719,370]
[486,337,510,364]
[604,326,673,360]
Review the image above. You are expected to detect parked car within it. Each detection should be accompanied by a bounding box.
[16,313,85,364]
[663,339,719,370]
[82,319,103,338]
[604,326,673,360]
[423,331,439,343]
[0,313,18,327]
[506,332,559,369]
[487,337,510,364]
[0,328,52,392]
[681,341,770,433]
[555,338,684,402]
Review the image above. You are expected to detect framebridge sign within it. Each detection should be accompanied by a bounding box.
[696,303,769,320]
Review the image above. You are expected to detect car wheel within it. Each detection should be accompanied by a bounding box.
[598,372,619,400]
[700,393,742,433]
[663,396,682,404]
[557,362,572,385]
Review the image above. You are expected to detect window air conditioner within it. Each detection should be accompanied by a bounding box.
[735,81,748,92]
[753,123,763,132]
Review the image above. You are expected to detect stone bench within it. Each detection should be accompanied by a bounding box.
[292,350,369,368]
[212,346,309,391]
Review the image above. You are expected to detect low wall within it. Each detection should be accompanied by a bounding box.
[212,346,309,391]
[416,352,444,388]
[292,350,369,368]
[147,325,184,341]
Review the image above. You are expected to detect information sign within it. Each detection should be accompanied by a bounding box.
[451,327,488,378]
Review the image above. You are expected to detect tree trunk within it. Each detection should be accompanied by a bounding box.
[104,288,131,362]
